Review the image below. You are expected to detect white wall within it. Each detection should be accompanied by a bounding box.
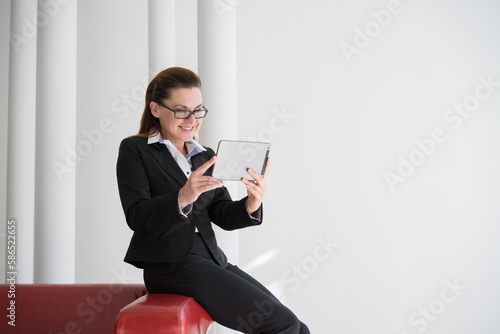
[2,0,500,333]
[236,0,500,333]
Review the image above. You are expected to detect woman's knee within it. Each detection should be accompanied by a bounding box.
[260,302,302,334]
[234,299,301,333]
[299,321,310,334]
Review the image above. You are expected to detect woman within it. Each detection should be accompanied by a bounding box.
[116,67,309,333]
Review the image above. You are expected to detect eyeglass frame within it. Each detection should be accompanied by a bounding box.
[153,100,209,119]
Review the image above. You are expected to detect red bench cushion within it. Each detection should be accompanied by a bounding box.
[114,293,213,334]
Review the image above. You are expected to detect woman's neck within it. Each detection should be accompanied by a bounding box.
[161,132,188,157]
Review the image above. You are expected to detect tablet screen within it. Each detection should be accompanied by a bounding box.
[212,140,271,181]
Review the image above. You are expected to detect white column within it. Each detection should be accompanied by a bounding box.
[34,0,77,283]
[148,0,175,77]
[198,3,239,333]
[0,0,12,284]
[197,0,238,152]
[197,1,239,259]
[6,0,38,284]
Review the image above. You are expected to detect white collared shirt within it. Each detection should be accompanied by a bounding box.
[148,133,205,221]
[148,133,206,179]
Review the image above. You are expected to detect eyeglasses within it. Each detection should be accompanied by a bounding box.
[155,101,208,119]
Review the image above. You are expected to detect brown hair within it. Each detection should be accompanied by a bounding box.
[136,67,202,138]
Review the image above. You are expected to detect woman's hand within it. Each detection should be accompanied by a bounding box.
[241,158,270,214]
[179,156,223,209]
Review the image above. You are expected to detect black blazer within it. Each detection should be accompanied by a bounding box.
[116,136,261,268]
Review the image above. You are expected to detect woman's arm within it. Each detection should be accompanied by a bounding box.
[207,188,263,231]
[116,137,187,233]
[207,156,269,231]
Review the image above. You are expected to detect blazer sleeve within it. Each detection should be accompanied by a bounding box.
[206,170,263,230]
[208,192,263,231]
[116,137,188,233]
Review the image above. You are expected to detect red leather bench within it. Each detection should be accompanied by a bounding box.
[0,284,213,334]
[114,293,213,334]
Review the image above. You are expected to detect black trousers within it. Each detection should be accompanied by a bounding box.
[143,234,310,334]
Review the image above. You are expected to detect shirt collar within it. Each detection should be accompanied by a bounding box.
[147,133,206,157]
[147,132,162,144]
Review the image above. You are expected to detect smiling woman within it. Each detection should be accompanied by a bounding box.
[136,67,203,140]
[149,87,205,156]
[116,67,309,333]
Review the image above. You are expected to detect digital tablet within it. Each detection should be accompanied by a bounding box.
[212,140,271,181]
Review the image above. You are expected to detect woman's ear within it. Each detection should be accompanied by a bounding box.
[150,101,160,118]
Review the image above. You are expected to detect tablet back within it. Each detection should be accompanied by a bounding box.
[213,140,271,181]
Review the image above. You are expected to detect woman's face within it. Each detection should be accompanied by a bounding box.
[151,87,203,150]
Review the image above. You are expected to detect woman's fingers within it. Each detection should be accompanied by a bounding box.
[246,169,262,183]
[246,158,270,184]
[246,168,266,190]
[242,177,264,196]
[198,177,223,189]
[190,174,223,192]
[179,156,223,209]
[246,187,264,203]
[242,158,270,214]
[190,156,222,193]
[193,155,217,176]
[179,176,222,209]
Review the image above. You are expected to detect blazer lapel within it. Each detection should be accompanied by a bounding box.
[190,150,216,209]
[147,142,187,187]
